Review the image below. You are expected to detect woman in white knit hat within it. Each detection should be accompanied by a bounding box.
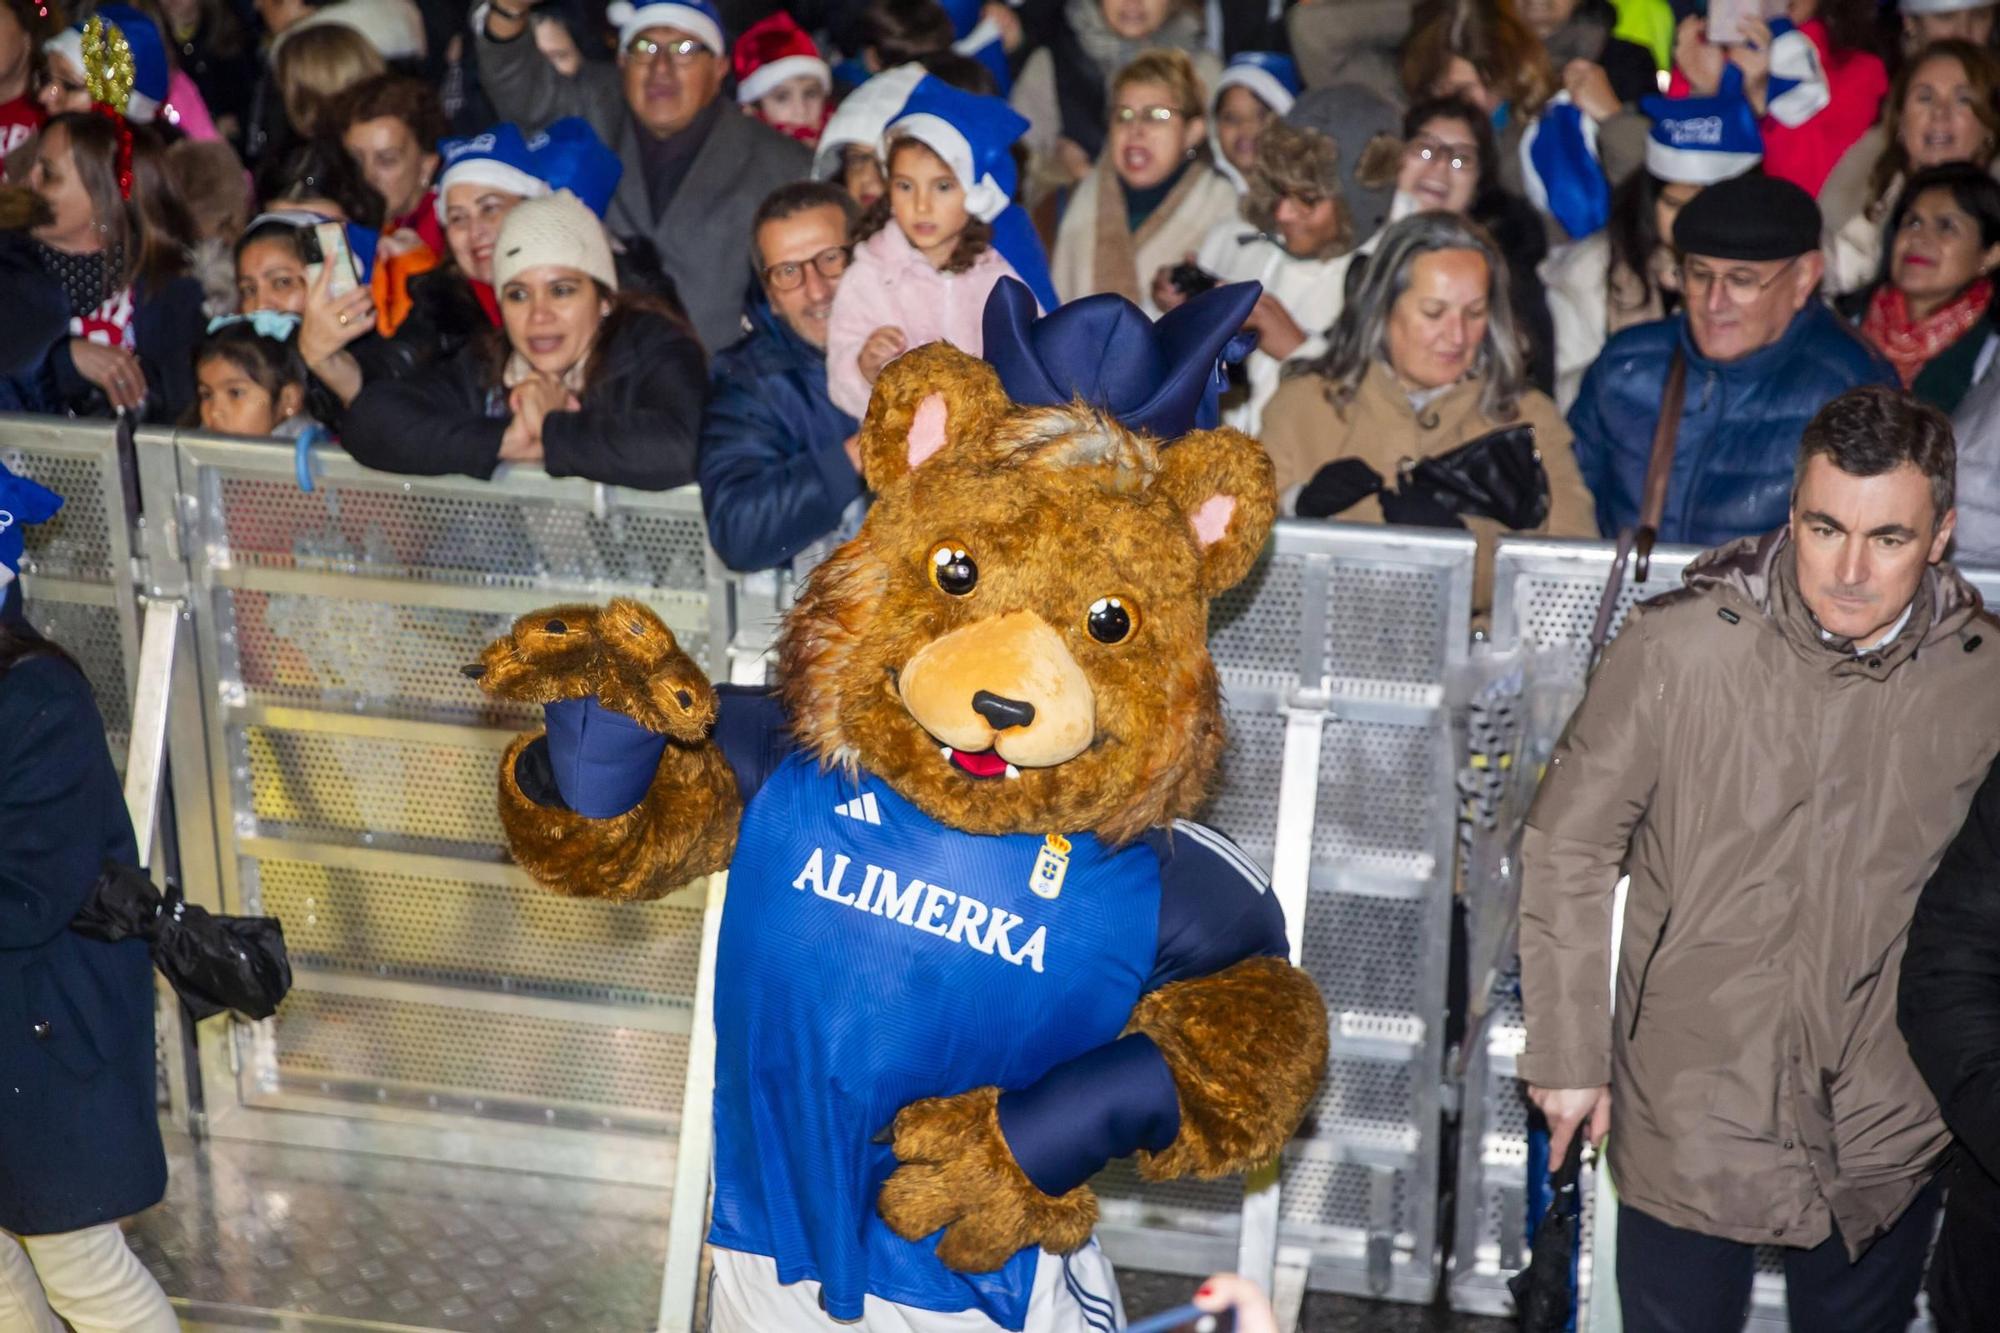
[340,190,707,489]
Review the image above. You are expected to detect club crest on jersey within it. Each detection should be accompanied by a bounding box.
[1030,834,1069,900]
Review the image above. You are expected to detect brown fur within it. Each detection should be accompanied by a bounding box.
[475,600,741,900]
[876,1086,1099,1271]
[1128,955,1330,1180]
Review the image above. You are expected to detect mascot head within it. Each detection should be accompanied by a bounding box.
[777,281,1274,844]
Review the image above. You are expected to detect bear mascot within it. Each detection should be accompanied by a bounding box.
[467,279,1329,1331]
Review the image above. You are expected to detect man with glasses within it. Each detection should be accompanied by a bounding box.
[1568,171,1894,546]
[700,181,866,573]
[477,0,809,353]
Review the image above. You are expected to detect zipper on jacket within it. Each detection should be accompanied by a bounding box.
[1627,908,1672,1041]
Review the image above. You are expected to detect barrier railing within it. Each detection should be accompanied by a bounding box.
[14,409,1991,1331]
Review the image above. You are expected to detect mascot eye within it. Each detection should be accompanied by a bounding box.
[928,543,978,596]
[1087,596,1137,644]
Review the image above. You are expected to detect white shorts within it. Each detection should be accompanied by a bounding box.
[706,1239,1125,1333]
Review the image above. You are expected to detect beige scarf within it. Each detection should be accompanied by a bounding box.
[1090,156,1210,306]
[502,342,593,396]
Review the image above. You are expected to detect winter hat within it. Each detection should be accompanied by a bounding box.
[493,189,618,292]
[885,77,1025,222]
[435,124,550,222]
[939,0,1013,96]
[1213,52,1301,117]
[0,460,62,600]
[607,0,725,56]
[1764,17,1831,129]
[982,277,1262,439]
[527,117,623,218]
[814,63,926,180]
[1521,93,1610,240]
[1285,84,1401,242]
[45,5,170,123]
[733,12,830,105]
[1672,171,1821,261]
[1643,65,1764,185]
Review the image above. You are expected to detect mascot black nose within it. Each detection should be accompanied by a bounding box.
[971,690,1036,730]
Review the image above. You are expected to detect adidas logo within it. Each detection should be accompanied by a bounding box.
[834,792,882,825]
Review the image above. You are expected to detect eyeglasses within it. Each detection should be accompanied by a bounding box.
[1677,255,1798,303]
[1112,105,1187,126]
[763,245,852,291]
[626,35,708,65]
[1406,135,1477,173]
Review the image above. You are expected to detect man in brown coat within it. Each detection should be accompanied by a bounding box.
[1519,386,2000,1332]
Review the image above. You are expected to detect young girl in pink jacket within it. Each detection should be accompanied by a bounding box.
[826,78,1058,419]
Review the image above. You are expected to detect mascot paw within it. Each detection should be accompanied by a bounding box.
[877,1087,1097,1273]
[467,597,715,741]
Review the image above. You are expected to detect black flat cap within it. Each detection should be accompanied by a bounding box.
[1672,171,1821,262]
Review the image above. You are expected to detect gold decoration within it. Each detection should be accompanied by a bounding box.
[81,16,136,114]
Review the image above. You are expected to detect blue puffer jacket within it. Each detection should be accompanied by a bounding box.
[698,301,863,573]
[1569,302,1895,547]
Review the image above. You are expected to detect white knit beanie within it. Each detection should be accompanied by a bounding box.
[492,190,618,294]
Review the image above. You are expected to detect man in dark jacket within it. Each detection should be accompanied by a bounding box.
[700,181,865,572]
[475,0,811,354]
[1569,172,1895,547]
[1900,759,2000,1332]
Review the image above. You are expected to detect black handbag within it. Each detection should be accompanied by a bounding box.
[1297,425,1550,531]
[71,862,293,1021]
[1399,423,1549,532]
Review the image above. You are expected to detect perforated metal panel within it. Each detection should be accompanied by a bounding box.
[2,417,140,766]
[145,435,722,1175]
[1102,521,1473,1302]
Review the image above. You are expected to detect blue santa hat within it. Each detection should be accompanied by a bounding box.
[1520,92,1610,240]
[606,0,725,55]
[982,277,1261,439]
[1764,17,1831,130]
[887,77,1058,311]
[0,460,63,621]
[528,118,624,218]
[938,0,1014,96]
[1642,65,1765,185]
[814,63,925,181]
[434,124,551,222]
[241,210,379,284]
[44,5,171,123]
[1212,52,1300,117]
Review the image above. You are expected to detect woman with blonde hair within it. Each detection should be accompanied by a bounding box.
[1822,38,2000,295]
[1049,49,1239,316]
[274,23,385,140]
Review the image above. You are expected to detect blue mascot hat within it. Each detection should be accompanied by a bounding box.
[890,78,1059,312]
[1212,52,1300,116]
[529,117,624,219]
[1642,65,1765,185]
[981,277,1262,439]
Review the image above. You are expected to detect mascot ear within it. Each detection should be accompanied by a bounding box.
[857,342,1015,490]
[1156,428,1277,596]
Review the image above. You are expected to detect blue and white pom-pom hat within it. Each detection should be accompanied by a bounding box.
[1642,64,1765,185]
[1212,52,1301,117]
[0,459,62,618]
[44,4,171,123]
[527,118,624,218]
[434,123,551,222]
[812,62,925,180]
[606,0,725,55]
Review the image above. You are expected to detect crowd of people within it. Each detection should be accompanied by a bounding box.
[4,0,2000,1328]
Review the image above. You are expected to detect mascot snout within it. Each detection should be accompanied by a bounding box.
[899,611,1094,770]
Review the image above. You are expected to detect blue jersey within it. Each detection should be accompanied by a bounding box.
[696,690,1287,1329]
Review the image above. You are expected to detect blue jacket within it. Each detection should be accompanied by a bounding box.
[1569,302,1895,547]
[0,644,164,1235]
[698,301,863,573]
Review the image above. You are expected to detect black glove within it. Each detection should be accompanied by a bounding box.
[1296,458,1386,519]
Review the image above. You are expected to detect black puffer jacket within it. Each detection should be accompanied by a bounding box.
[341,305,707,490]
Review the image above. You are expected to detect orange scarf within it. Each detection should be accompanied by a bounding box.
[1862,277,1992,388]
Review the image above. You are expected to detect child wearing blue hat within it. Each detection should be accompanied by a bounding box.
[1209,52,1299,194]
[825,77,1057,418]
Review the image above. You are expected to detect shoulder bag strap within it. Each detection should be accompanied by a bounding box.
[1587,350,1686,659]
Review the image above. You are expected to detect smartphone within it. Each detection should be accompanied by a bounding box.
[312,221,360,298]
[1706,0,1784,45]
[1126,1304,1235,1333]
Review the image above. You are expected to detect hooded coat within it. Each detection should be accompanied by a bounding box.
[1520,528,2000,1258]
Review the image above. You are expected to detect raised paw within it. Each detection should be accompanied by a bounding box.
[876,1087,1097,1273]
[466,599,715,742]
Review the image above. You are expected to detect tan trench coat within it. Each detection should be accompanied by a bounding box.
[1520,530,2000,1256]
[1259,361,1597,604]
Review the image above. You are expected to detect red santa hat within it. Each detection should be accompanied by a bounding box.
[733,13,830,105]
